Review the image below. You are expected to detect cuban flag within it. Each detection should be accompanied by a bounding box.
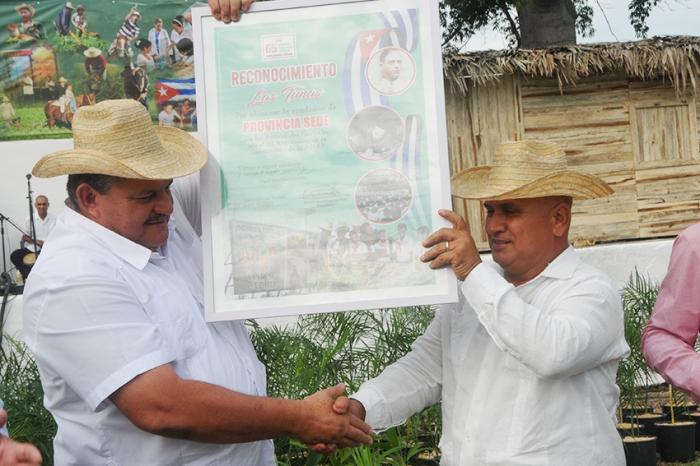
[343,9,428,229]
[391,114,430,230]
[379,9,419,53]
[155,77,195,105]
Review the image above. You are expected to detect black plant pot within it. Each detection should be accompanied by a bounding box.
[637,413,667,437]
[622,406,652,423]
[635,413,667,452]
[689,412,700,450]
[662,404,698,420]
[655,421,696,462]
[623,436,657,466]
[618,422,643,438]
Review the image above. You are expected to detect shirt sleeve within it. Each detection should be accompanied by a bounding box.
[0,399,7,436]
[462,263,626,379]
[641,229,700,400]
[352,308,444,430]
[31,272,175,411]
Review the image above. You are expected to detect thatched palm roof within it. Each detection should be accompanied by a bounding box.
[444,35,700,95]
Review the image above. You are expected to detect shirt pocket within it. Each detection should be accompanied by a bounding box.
[146,288,206,363]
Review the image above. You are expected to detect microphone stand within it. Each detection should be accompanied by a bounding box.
[0,213,28,278]
[0,214,6,277]
[26,174,38,257]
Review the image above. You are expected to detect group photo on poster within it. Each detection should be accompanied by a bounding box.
[0,0,202,140]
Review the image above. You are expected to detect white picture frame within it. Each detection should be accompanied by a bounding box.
[192,0,456,320]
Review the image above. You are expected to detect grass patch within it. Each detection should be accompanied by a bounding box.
[0,105,72,141]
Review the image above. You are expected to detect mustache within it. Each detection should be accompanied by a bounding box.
[144,214,169,225]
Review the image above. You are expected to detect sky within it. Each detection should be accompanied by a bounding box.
[461,0,698,51]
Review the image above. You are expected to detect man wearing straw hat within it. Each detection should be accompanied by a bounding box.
[332,140,630,465]
[15,3,44,40]
[22,99,371,465]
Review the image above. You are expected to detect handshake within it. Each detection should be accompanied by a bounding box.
[292,383,371,454]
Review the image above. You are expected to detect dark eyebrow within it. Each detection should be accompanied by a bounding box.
[132,180,174,197]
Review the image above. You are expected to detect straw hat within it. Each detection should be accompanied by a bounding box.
[15,3,35,15]
[33,99,207,179]
[58,76,67,84]
[65,2,75,9]
[83,47,102,58]
[451,140,613,200]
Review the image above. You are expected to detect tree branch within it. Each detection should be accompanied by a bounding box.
[498,1,520,47]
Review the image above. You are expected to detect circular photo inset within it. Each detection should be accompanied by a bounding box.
[355,168,413,224]
[347,105,404,161]
[366,47,416,96]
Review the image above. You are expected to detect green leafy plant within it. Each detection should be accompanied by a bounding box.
[617,270,658,435]
[0,337,56,463]
[248,306,440,465]
[50,31,108,54]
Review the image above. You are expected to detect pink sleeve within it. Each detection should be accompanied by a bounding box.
[642,225,700,400]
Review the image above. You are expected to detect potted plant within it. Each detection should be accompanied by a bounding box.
[616,271,659,465]
[655,384,696,462]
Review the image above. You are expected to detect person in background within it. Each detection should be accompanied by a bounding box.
[325,140,629,465]
[136,38,156,73]
[71,5,87,35]
[58,83,76,120]
[109,7,140,58]
[83,47,107,80]
[158,103,180,127]
[15,3,44,40]
[148,18,171,69]
[10,195,56,282]
[54,2,74,36]
[0,400,42,466]
[0,96,18,126]
[641,222,700,401]
[169,15,191,63]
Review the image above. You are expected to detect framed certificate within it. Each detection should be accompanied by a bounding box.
[192,0,456,320]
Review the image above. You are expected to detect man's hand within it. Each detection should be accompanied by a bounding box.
[310,397,368,455]
[293,384,372,453]
[208,0,254,23]
[0,410,42,466]
[420,209,481,281]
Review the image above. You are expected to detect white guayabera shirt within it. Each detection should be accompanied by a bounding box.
[353,247,629,466]
[23,191,275,466]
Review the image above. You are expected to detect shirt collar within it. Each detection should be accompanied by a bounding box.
[63,207,152,270]
[537,245,579,280]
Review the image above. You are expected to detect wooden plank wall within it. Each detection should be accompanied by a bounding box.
[629,81,700,237]
[445,74,700,250]
[444,76,522,247]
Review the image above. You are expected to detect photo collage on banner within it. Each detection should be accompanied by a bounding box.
[0,0,203,141]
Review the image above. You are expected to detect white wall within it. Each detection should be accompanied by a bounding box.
[0,139,70,275]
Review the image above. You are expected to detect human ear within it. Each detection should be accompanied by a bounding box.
[74,184,100,219]
[551,203,571,237]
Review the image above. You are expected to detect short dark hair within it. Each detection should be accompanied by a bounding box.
[380,48,400,63]
[66,174,118,209]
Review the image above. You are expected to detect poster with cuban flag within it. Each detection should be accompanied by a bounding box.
[192,0,455,320]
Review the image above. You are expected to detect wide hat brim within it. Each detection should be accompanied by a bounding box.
[33,126,207,179]
[15,3,35,15]
[451,166,613,200]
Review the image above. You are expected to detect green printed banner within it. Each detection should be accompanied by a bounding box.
[0,0,204,140]
[194,0,456,320]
